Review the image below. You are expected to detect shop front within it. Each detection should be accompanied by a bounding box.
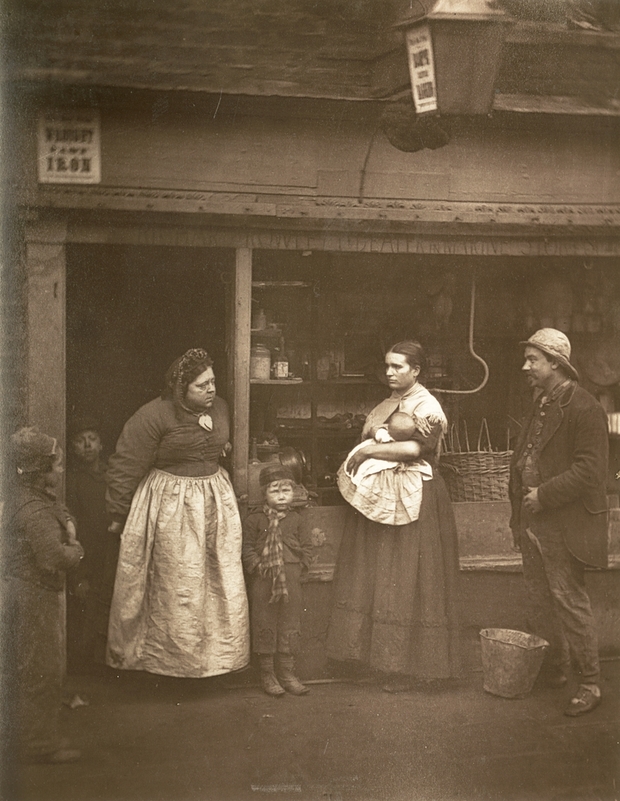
[12,85,620,674]
[28,218,620,510]
[19,216,620,674]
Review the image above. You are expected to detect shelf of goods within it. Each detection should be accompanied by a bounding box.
[250,378,304,384]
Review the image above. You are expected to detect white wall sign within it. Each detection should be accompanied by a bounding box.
[406,25,438,115]
[38,110,101,184]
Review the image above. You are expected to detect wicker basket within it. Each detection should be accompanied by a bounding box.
[440,420,512,503]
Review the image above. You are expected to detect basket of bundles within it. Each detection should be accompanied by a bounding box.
[439,419,512,503]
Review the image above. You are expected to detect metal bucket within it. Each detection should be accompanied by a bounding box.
[480,629,549,699]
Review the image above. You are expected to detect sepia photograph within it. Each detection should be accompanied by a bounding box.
[0,1,619,799]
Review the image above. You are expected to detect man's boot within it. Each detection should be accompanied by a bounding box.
[276,653,309,695]
[259,654,285,697]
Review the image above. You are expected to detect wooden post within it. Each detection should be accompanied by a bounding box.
[231,247,252,498]
[24,221,67,444]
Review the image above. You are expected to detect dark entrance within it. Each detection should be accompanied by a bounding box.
[66,244,232,453]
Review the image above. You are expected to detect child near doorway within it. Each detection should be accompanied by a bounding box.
[337,410,434,526]
[65,417,116,672]
[7,427,84,763]
[242,464,314,697]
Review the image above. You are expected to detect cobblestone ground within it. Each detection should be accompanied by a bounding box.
[12,660,620,801]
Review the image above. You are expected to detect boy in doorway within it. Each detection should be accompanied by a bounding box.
[65,417,116,671]
[242,464,314,696]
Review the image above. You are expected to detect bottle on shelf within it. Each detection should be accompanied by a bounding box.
[249,437,260,464]
[272,339,289,379]
[252,307,267,330]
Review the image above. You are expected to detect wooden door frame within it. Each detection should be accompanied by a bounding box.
[229,247,252,499]
[22,217,255,497]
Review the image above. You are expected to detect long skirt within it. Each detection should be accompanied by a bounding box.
[326,475,461,678]
[106,468,250,678]
[7,578,65,758]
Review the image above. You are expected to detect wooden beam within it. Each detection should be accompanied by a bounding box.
[231,247,252,498]
[27,189,620,230]
[493,93,620,117]
[65,223,620,257]
[505,21,620,49]
[24,221,67,444]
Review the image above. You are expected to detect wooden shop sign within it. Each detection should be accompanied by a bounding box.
[38,110,101,184]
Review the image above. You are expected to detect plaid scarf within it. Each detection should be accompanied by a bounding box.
[259,505,289,604]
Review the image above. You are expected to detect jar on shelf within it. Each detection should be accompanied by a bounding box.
[272,347,289,379]
[250,343,271,380]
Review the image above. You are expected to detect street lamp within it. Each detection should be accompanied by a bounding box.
[397,0,511,116]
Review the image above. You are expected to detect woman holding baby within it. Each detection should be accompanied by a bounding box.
[326,340,461,692]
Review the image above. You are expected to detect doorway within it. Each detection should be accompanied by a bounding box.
[66,244,233,455]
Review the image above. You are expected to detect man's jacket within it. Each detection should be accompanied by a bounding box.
[509,382,609,568]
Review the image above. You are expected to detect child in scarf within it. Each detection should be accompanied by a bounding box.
[242,464,314,696]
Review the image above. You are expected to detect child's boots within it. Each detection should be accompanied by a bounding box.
[276,653,310,695]
[259,654,285,697]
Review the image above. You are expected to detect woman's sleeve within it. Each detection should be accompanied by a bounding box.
[20,507,84,573]
[105,408,162,523]
[411,419,443,459]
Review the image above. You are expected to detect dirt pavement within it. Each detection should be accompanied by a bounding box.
[11,660,620,801]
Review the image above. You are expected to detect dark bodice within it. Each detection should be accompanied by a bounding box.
[106,395,230,522]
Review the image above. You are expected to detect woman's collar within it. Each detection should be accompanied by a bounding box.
[389,380,422,400]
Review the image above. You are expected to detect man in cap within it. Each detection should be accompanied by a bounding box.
[509,328,609,716]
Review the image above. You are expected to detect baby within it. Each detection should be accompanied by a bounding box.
[370,410,418,444]
[337,410,433,525]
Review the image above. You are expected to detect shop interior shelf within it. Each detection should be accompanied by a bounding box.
[250,328,283,337]
[252,281,313,288]
[250,377,378,386]
[315,377,378,385]
[276,426,361,438]
[250,376,381,388]
[250,378,305,384]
